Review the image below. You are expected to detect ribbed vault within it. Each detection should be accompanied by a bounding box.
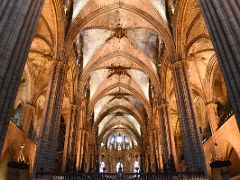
[66,0,173,165]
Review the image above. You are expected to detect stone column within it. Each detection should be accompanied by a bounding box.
[206,102,219,132]
[158,103,171,170]
[153,130,159,172]
[71,105,83,172]
[33,60,68,176]
[78,106,86,171]
[62,104,81,172]
[165,104,178,170]
[153,129,159,170]
[146,145,151,172]
[77,130,85,171]
[156,128,163,170]
[147,131,155,171]
[60,111,70,172]
[141,128,147,172]
[198,0,240,128]
[75,127,83,170]
[94,128,100,173]
[87,144,94,173]
[66,105,76,163]
[85,131,90,172]
[171,61,207,173]
[159,102,177,171]
[0,0,44,153]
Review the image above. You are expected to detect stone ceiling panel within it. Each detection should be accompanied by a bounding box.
[73,0,165,24]
[81,9,158,32]
[82,29,112,68]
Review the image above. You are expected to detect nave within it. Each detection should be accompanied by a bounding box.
[0,0,240,180]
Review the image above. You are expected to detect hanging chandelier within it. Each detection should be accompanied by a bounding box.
[8,144,29,169]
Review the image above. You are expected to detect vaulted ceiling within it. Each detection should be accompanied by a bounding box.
[65,0,175,148]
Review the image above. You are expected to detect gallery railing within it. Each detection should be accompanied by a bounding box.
[35,172,209,180]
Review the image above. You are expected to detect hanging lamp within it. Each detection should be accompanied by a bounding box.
[8,144,29,169]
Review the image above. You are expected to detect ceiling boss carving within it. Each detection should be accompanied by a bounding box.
[107,64,131,78]
[114,24,126,39]
[109,87,130,100]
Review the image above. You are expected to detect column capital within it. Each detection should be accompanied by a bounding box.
[205,101,218,110]
[169,58,187,69]
[24,102,35,109]
[206,101,217,105]
[79,129,86,134]
[68,104,81,110]
[158,103,168,109]
[54,60,69,71]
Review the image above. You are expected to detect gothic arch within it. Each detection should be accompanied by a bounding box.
[99,123,140,144]
[94,105,145,130]
[89,74,147,102]
[88,82,151,121]
[66,2,175,60]
[185,35,213,56]
[80,51,160,95]
[99,116,140,133]
[175,0,208,59]
[100,128,141,149]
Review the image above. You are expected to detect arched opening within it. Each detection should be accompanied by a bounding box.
[116,162,123,172]
[99,161,105,173]
[134,160,139,173]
